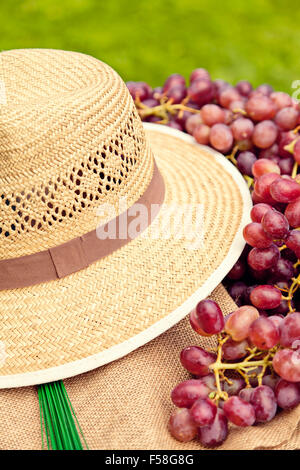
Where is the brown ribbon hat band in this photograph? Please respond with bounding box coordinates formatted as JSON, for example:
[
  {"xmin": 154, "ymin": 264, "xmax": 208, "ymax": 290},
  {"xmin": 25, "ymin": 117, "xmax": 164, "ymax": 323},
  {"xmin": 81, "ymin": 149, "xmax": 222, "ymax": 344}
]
[{"xmin": 0, "ymin": 161, "xmax": 165, "ymax": 291}]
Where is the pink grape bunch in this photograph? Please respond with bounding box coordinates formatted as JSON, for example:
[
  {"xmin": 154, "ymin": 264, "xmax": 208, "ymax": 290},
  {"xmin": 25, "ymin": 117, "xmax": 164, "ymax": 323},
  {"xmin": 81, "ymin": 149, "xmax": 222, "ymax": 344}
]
[{"xmin": 169, "ymin": 299, "xmax": 300, "ymax": 447}]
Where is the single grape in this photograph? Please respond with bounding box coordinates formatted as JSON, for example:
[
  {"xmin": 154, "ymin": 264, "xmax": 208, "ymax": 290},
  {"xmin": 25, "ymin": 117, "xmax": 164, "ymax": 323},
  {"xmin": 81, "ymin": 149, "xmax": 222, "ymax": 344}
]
[
  {"xmin": 239, "ymin": 388, "xmax": 253, "ymax": 402},
  {"xmin": 228, "ymin": 281, "xmax": 247, "ymax": 306},
  {"xmin": 190, "ymin": 68, "xmax": 211, "ymax": 83},
  {"xmin": 225, "ymin": 305, "xmax": 259, "ymax": 341},
  {"xmin": 259, "ymin": 143, "xmax": 279, "ymax": 159},
  {"xmin": 250, "ymin": 203, "xmax": 273, "ymax": 223},
  {"xmin": 219, "ymin": 87, "xmax": 241, "ymax": 108},
  {"xmin": 243, "ymin": 222, "xmax": 272, "ymax": 248},
  {"xmin": 198, "ymin": 373, "xmax": 217, "ymax": 390},
  {"xmin": 275, "ymin": 379, "xmax": 300, "ymax": 409},
  {"xmin": 236, "ymin": 151, "xmax": 257, "ymax": 176},
  {"xmin": 126, "ymin": 81, "xmax": 151, "ymax": 101},
  {"xmin": 190, "ymin": 397, "xmax": 217, "ymax": 427},
  {"xmin": 222, "ymin": 338, "xmax": 249, "ymax": 360},
  {"xmin": 256, "ymin": 84, "xmax": 273, "ymax": 96},
  {"xmin": 250, "ymin": 285, "xmax": 282, "ymax": 309},
  {"xmin": 270, "ymin": 91, "xmax": 293, "ymax": 110},
  {"xmin": 270, "ymin": 177, "xmax": 300, "ymax": 203},
  {"xmin": 185, "ymin": 114, "xmax": 203, "ymax": 135},
  {"xmin": 261, "ymin": 209, "xmax": 289, "ymax": 238},
  {"xmin": 231, "ymin": 118, "xmax": 255, "ymax": 141},
  {"xmin": 247, "ymin": 245, "xmax": 280, "ymax": 271},
  {"xmin": 285, "ymin": 198, "xmax": 300, "ymax": 227},
  {"xmin": 245, "ymin": 95, "xmax": 277, "ymax": 121},
  {"xmin": 250, "ymin": 385, "xmax": 277, "ymax": 422},
  {"xmin": 253, "ymin": 173, "xmax": 280, "ymax": 201},
  {"xmin": 275, "ymin": 107, "xmax": 299, "ymax": 131},
  {"xmin": 268, "ymin": 258, "xmax": 295, "ymax": 282},
  {"xmin": 286, "ymin": 230, "xmax": 300, "ymax": 258},
  {"xmin": 180, "ymin": 346, "xmax": 216, "ymax": 376},
  {"xmin": 193, "ymin": 124, "xmax": 210, "ymax": 145},
  {"xmin": 198, "ymin": 409, "xmax": 228, "ymax": 447},
  {"xmin": 163, "ymin": 74, "xmax": 186, "ymax": 93},
  {"xmin": 223, "ymin": 396, "xmax": 255, "ymax": 427},
  {"xmin": 222, "ymin": 377, "xmax": 245, "ymax": 396},
  {"xmin": 279, "ymin": 312, "xmax": 300, "ymax": 347},
  {"xmin": 188, "ymin": 79, "xmax": 215, "ymax": 107},
  {"xmin": 201, "ymin": 104, "xmax": 225, "ymax": 126},
  {"xmin": 273, "ymin": 348, "xmax": 300, "ymax": 382},
  {"xmin": 193, "ymin": 299, "xmax": 225, "ymax": 335},
  {"xmin": 166, "ymin": 85, "xmax": 187, "ymax": 104},
  {"xmin": 168, "ymin": 408, "xmax": 198, "ymax": 442},
  {"xmin": 227, "ymin": 259, "xmax": 246, "ymax": 280},
  {"xmin": 252, "ymin": 121, "xmax": 278, "ymax": 149},
  {"xmin": 278, "ymin": 157, "xmax": 294, "ymax": 175},
  {"xmin": 252, "ymin": 159, "xmax": 281, "ymax": 178},
  {"xmin": 262, "ymin": 374, "xmax": 280, "ymax": 391},
  {"xmin": 236, "ymin": 80, "xmax": 253, "ymax": 97},
  {"xmin": 248, "ymin": 316, "xmax": 280, "ymax": 350},
  {"xmin": 171, "ymin": 379, "xmax": 212, "ymax": 408},
  {"xmin": 209, "ymin": 123, "xmax": 233, "ymax": 153}
]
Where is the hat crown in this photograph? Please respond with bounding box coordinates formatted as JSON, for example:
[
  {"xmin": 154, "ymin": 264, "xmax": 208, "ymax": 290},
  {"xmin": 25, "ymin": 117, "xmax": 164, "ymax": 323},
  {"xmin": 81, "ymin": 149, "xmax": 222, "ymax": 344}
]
[{"xmin": 0, "ymin": 49, "xmax": 154, "ymax": 260}]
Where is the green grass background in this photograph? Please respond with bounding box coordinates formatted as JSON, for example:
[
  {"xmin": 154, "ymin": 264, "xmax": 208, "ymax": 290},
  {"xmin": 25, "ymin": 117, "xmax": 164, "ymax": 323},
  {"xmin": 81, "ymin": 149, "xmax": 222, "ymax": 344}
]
[{"xmin": 1, "ymin": 0, "xmax": 299, "ymax": 92}]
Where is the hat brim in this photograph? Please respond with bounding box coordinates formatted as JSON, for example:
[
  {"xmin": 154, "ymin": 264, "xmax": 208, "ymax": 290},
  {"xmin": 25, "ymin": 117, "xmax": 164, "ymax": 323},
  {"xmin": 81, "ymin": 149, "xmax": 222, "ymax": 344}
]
[{"xmin": 0, "ymin": 123, "xmax": 252, "ymax": 388}]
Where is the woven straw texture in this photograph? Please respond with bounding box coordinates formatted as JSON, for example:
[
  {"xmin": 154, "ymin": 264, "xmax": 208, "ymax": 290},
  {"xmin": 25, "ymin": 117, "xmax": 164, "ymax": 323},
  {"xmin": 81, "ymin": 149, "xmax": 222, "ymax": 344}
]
[
  {"xmin": 0, "ymin": 122, "xmax": 245, "ymax": 380},
  {"xmin": 0, "ymin": 285, "xmax": 298, "ymax": 450}
]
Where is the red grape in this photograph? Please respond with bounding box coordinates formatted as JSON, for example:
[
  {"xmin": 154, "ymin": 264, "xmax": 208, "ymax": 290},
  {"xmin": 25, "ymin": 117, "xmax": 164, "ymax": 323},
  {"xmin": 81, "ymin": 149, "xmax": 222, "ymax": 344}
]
[
  {"xmin": 250, "ymin": 385, "xmax": 277, "ymax": 422},
  {"xmin": 275, "ymin": 379, "xmax": 300, "ymax": 409},
  {"xmin": 268, "ymin": 258, "xmax": 295, "ymax": 282},
  {"xmin": 275, "ymin": 107, "xmax": 299, "ymax": 131},
  {"xmin": 193, "ymin": 299, "xmax": 225, "ymax": 335},
  {"xmin": 222, "ymin": 377, "xmax": 245, "ymax": 396},
  {"xmin": 193, "ymin": 124, "xmax": 210, "ymax": 145},
  {"xmin": 188, "ymin": 79, "xmax": 215, "ymax": 107},
  {"xmin": 252, "ymin": 121, "xmax": 278, "ymax": 149},
  {"xmin": 250, "ymin": 203, "xmax": 273, "ymax": 223},
  {"xmin": 236, "ymin": 80, "xmax": 253, "ymax": 97},
  {"xmin": 239, "ymin": 388, "xmax": 253, "ymax": 402},
  {"xmin": 231, "ymin": 118, "xmax": 254, "ymax": 140},
  {"xmin": 236, "ymin": 151, "xmax": 257, "ymax": 176},
  {"xmin": 190, "ymin": 68, "xmax": 210, "ymax": 82},
  {"xmin": 168, "ymin": 408, "xmax": 198, "ymax": 442},
  {"xmin": 222, "ymin": 338, "xmax": 249, "ymax": 360},
  {"xmin": 219, "ymin": 87, "xmax": 241, "ymax": 108},
  {"xmin": 286, "ymin": 230, "xmax": 300, "ymax": 258},
  {"xmin": 223, "ymin": 396, "xmax": 255, "ymax": 427},
  {"xmin": 259, "ymin": 143, "xmax": 279, "ymax": 159},
  {"xmin": 270, "ymin": 91, "xmax": 293, "ymax": 110},
  {"xmin": 261, "ymin": 209, "xmax": 289, "ymax": 238},
  {"xmin": 278, "ymin": 157, "xmax": 294, "ymax": 175},
  {"xmin": 273, "ymin": 348, "xmax": 300, "ymax": 382},
  {"xmin": 201, "ymin": 104, "xmax": 225, "ymax": 126},
  {"xmin": 190, "ymin": 397, "xmax": 217, "ymax": 427},
  {"xmin": 180, "ymin": 346, "xmax": 216, "ymax": 376},
  {"xmin": 254, "ymin": 173, "xmax": 280, "ymax": 201},
  {"xmin": 262, "ymin": 374, "xmax": 280, "ymax": 391},
  {"xmin": 270, "ymin": 177, "xmax": 300, "ymax": 203},
  {"xmin": 279, "ymin": 312, "xmax": 300, "ymax": 348},
  {"xmin": 166, "ymin": 85, "xmax": 187, "ymax": 104},
  {"xmin": 247, "ymin": 244, "xmax": 280, "ymax": 271},
  {"xmin": 248, "ymin": 316, "xmax": 280, "ymax": 350},
  {"xmin": 185, "ymin": 113, "xmax": 203, "ymax": 134},
  {"xmin": 209, "ymin": 123, "xmax": 233, "ymax": 153},
  {"xmin": 256, "ymin": 84, "xmax": 273, "ymax": 96},
  {"xmin": 285, "ymin": 198, "xmax": 300, "ymax": 227},
  {"xmin": 227, "ymin": 259, "xmax": 246, "ymax": 280},
  {"xmin": 163, "ymin": 74, "xmax": 185, "ymax": 93},
  {"xmin": 126, "ymin": 81, "xmax": 151, "ymax": 101},
  {"xmin": 250, "ymin": 285, "xmax": 282, "ymax": 309},
  {"xmin": 252, "ymin": 159, "xmax": 281, "ymax": 178},
  {"xmin": 198, "ymin": 409, "xmax": 228, "ymax": 447},
  {"xmin": 225, "ymin": 305, "xmax": 259, "ymax": 341},
  {"xmin": 243, "ymin": 222, "xmax": 272, "ymax": 248},
  {"xmin": 228, "ymin": 281, "xmax": 247, "ymax": 306},
  {"xmin": 245, "ymin": 95, "xmax": 277, "ymax": 121},
  {"xmin": 171, "ymin": 379, "xmax": 211, "ymax": 408}
]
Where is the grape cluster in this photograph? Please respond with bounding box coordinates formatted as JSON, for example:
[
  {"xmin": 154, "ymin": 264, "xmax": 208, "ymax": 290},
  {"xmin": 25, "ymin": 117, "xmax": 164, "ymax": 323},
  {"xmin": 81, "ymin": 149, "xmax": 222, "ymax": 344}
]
[
  {"xmin": 127, "ymin": 71, "xmax": 300, "ymax": 446},
  {"xmin": 169, "ymin": 300, "xmax": 300, "ymax": 447}
]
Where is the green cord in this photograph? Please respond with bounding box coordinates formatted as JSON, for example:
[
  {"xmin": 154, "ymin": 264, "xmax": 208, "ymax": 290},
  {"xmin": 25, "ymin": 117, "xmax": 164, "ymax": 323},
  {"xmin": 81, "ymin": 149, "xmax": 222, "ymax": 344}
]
[{"xmin": 38, "ymin": 380, "xmax": 88, "ymax": 450}]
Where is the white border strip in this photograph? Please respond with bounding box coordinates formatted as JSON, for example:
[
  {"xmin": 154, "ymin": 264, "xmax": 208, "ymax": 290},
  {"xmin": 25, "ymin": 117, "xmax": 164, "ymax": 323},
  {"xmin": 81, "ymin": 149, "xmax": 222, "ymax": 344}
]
[{"xmin": 0, "ymin": 123, "xmax": 252, "ymax": 388}]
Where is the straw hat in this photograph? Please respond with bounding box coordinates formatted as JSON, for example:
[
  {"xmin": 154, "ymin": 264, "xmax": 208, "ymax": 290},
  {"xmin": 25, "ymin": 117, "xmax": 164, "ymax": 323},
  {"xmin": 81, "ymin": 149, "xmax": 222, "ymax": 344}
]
[{"xmin": 0, "ymin": 49, "xmax": 251, "ymax": 388}]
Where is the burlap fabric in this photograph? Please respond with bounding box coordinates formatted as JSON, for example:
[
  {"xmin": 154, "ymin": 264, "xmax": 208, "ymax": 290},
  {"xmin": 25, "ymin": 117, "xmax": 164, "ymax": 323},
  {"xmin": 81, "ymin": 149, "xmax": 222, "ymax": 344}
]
[{"xmin": 0, "ymin": 285, "xmax": 298, "ymax": 450}]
